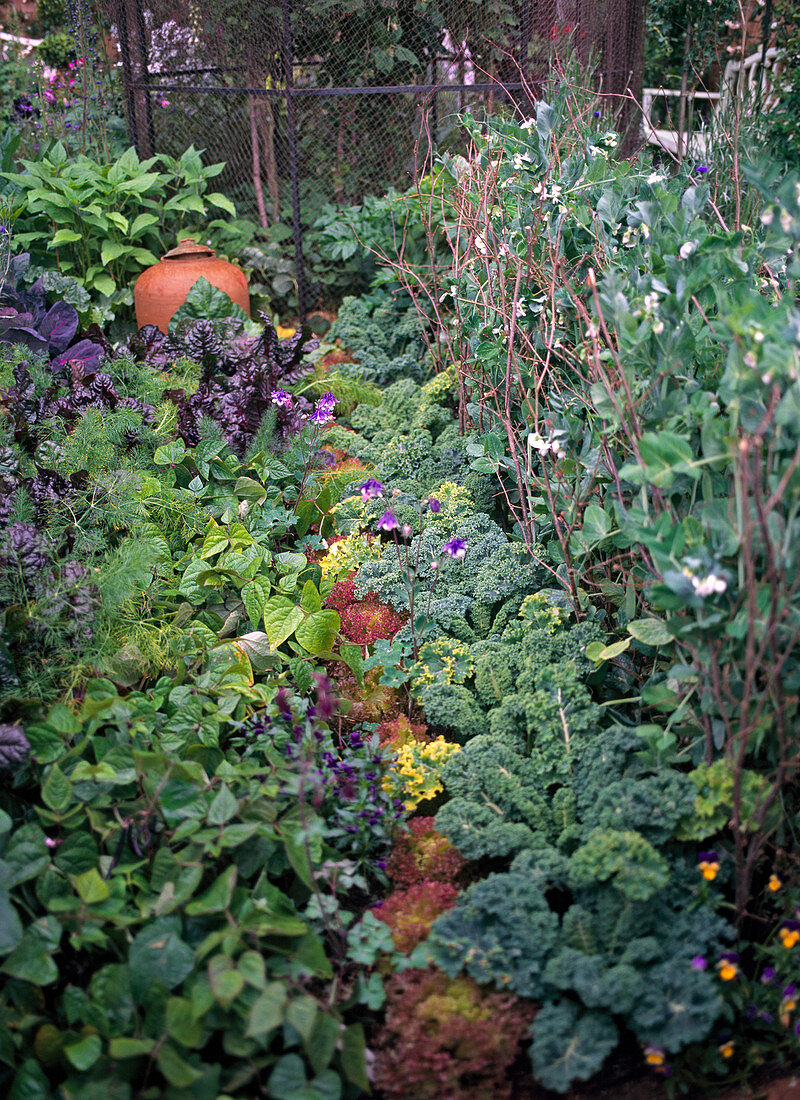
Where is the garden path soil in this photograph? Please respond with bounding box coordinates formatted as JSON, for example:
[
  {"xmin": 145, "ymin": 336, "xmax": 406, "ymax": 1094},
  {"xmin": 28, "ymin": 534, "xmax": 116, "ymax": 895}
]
[{"xmin": 561, "ymin": 1070, "xmax": 800, "ymax": 1099}]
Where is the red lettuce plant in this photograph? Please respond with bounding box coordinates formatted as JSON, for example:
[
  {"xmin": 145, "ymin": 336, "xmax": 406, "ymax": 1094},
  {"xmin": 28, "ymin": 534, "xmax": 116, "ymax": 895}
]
[
  {"xmin": 325, "ymin": 572, "xmax": 406, "ymax": 646},
  {"xmin": 377, "ymin": 714, "xmax": 432, "ymax": 748},
  {"xmin": 374, "ymin": 968, "xmax": 536, "ymax": 1100},
  {"xmin": 373, "ymin": 880, "xmax": 460, "ymax": 953},
  {"xmin": 385, "ymin": 815, "xmax": 466, "ymax": 888}
]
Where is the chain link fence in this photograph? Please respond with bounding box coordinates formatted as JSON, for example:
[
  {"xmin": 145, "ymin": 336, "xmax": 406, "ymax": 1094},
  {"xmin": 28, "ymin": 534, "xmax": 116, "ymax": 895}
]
[{"xmin": 104, "ymin": 0, "xmax": 647, "ymax": 315}]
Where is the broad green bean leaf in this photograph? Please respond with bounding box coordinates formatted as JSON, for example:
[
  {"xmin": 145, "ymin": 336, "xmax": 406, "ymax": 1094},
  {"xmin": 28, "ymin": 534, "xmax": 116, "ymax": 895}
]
[
  {"xmin": 339, "ymin": 644, "xmax": 364, "ymax": 686},
  {"xmin": 300, "ymin": 580, "xmax": 322, "ymax": 613},
  {"xmin": 156, "ymin": 1041, "xmax": 203, "ymax": 1087},
  {"xmin": 234, "ymin": 476, "xmax": 268, "ymax": 504},
  {"xmin": 627, "ymin": 618, "xmax": 673, "ymax": 646},
  {"xmin": 276, "ymin": 551, "xmax": 307, "ymax": 573},
  {"xmin": 340, "ymin": 1023, "xmax": 368, "ymax": 1090},
  {"xmin": 24, "ymin": 724, "xmax": 64, "ymax": 764},
  {"xmin": 262, "ymin": 596, "xmax": 304, "ymax": 647},
  {"xmin": 63, "ymin": 1033, "xmax": 102, "ymax": 1071},
  {"xmin": 246, "ymin": 983, "xmax": 288, "ymax": 1037},
  {"xmin": 71, "ymin": 868, "xmax": 110, "ymax": 905},
  {"xmin": 200, "ymin": 525, "xmax": 231, "ymax": 559},
  {"xmin": 295, "ymin": 610, "xmax": 340, "ymax": 656},
  {"xmin": 153, "ymin": 440, "xmax": 187, "ymax": 466},
  {"xmin": 129, "ymin": 918, "xmax": 194, "ymax": 1000},
  {"xmin": 2, "ymin": 824, "xmax": 47, "ymax": 887},
  {"xmin": 308, "ymin": 1012, "xmax": 340, "ymax": 1074},
  {"xmin": 208, "ymin": 955, "xmax": 245, "ymax": 1006},
  {"xmin": 41, "ymin": 764, "xmax": 72, "ymax": 813},
  {"xmin": 109, "ymin": 1037, "xmax": 156, "ymax": 1058},
  {"xmin": 585, "ymin": 638, "xmax": 631, "ymax": 665},
  {"xmin": 207, "ymin": 785, "xmax": 238, "ymax": 826},
  {"xmin": 238, "ymin": 951, "xmax": 266, "ymax": 989},
  {"xmin": 286, "ymin": 994, "xmax": 318, "ymax": 1043},
  {"xmin": 243, "ymin": 577, "xmax": 271, "ymax": 630},
  {"xmin": 186, "ymin": 867, "xmax": 237, "ymax": 916},
  {"xmin": 2, "ymin": 932, "xmax": 58, "ymax": 985},
  {"xmin": 289, "ymin": 658, "xmax": 313, "ymax": 695},
  {"xmin": 0, "ymin": 891, "xmax": 23, "ymax": 956}
]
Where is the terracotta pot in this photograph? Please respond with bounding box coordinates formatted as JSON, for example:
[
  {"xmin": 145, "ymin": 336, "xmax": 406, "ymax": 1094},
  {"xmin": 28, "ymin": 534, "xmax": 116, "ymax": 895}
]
[{"xmin": 133, "ymin": 237, "xmax": 250, "ymax": 333}]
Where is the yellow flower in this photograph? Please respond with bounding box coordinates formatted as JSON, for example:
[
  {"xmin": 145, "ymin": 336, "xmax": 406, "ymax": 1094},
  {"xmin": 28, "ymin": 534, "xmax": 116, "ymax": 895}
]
[
  {"xmin": 779, "ymin": 926, "xmax": 800, "ymax": 949},
  {"xmin": 719, "ymin": 1041, "xmax": 734, "ymax": 1059},
  {"xmin": 644, "ymin": 1046, "xmax": 665, "ymax": 1067},
  {"xmin": 698, "ymin": 859, "xmax": 720, "ymax": 882},
  {"xmin": 717, "ymin": 956, "xmax": 739, "ymax": 981},
  {"xmin": 383, "ymin": 737, "xmax": 460, "ymax": 812},
  {"xmin": 769, "ymin": 874, "xmax": 782, "ymax": 892}
]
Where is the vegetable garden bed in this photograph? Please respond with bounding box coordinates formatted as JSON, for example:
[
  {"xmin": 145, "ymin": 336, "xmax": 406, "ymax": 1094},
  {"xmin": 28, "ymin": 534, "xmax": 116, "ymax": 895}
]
[{"xmin": 2, "ymin": 66, "xmax": 800, "ymax": 1100}]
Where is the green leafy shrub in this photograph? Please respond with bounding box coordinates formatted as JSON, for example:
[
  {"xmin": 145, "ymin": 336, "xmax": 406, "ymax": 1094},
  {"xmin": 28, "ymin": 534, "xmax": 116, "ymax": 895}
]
[
  {"xmin": 0, "ymin": 680, "xmax": 384, "ymax": 1096},
  {"xmin": 36, "ymin": 31, "xmax": 75, "ymax": 69},
  {"xmin": 3, "ymin": 144, "xmax": 238, "ymax": 312}
]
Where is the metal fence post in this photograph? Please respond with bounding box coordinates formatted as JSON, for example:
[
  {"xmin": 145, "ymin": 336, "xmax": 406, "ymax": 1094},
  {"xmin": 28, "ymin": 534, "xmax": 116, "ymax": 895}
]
[{"xmin": 281, "ymin": 0, "xmax": 307, "ymax": 323}]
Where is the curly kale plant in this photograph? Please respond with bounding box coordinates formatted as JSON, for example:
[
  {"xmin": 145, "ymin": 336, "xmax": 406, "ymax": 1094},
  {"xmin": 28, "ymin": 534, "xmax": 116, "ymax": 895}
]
[
  {"xmin": 355, "ymin": 510, "xmax": 544, "ymax": 645},
  {"xmin": 427, "ymin": 714, "xmax": 735, "ymax": 1093},
  {"xmin": 328, "ymin": 292, "xmax": 429, "ymax": 386}
]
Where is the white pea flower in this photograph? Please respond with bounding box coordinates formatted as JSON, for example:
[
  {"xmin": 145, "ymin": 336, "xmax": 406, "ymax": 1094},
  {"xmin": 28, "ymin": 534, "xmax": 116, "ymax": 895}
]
[
  {"xmin": 647, "ymin": 172, "xmax": 666, "ymax": 184},
  {"xmin": 643, "ymin": 292, "xmax": 660, "ymax": 313},
  {"xmin": 679, "ymin": 241, "xmax": 697, "ymax": 260},
  {"xmin": 691, "ymin": 573, "xmax": 727, "ymax": 598},
  {"xmin": 761, "ymin": 208, "xmax": 774, "ymax": 225},
  {"xmin": 653, "ymin": 320, "xmax": 665, "ymax": 335},
  {"xmin": 528, "ymin": 432, "xmax": 551, "ymax": 455}
]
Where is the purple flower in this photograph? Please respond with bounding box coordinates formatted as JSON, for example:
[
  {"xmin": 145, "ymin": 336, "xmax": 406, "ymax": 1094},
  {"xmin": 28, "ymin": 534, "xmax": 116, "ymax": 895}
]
[
  {"xmin": 761, "ymin": 966, "xmax": 776, "ymax": 984},
  {"xmin": 309, "ymin": 392, "xmax": 337, "ymax": 425},
  {"xmin": 377, "ymin": 510, "xmax": 399, "ymax": 532},
  {"xmin": 427, "ymin": 497, "xmax": 441, "ymax": 513},
  {"xmin": 593, "ymin": 110, "xmax": 601, "ymax": 117},
  {"xmin": 691, "ymin": 955, "xmax": 707, "ymax": 970},
  {"xmin": 271, "ymin": 389, "xmax": 293, "ymax": 408},
  {"xmin": 443, "ymin": 537, "xmax": 468, "ymax": 559},
  {"xmin": 695, "ymin": 165, "xmax": 709, "ymax": 175},
  {"xmin": 358, "ymin": 478, "xmax": 384, "ymax": 501},
  {"xmin": 794, "ymin": 1020, "xmax": 800, "ymax": 1038}
]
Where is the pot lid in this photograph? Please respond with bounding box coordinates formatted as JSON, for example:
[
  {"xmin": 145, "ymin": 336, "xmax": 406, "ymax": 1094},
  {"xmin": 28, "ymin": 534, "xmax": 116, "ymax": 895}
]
[{"xmin": 163, "ymin": 237, "xmax": 216, "ymax": 261}]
